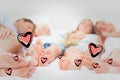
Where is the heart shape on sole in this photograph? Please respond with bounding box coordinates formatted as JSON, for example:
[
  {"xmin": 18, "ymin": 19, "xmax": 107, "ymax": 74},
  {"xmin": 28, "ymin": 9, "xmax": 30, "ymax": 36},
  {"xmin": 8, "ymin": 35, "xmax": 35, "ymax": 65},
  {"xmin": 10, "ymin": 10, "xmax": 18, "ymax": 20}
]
[
  {"xmin": 5, "ymin": 68, "xmax": 12, "ymax": 76},
  {"xmin": 41, "ymin": 57, "xmax": 48, "ymax": 64},
  {"xmin": 74, "ymin": 59, "xmax": 82, "ymax": 67}
]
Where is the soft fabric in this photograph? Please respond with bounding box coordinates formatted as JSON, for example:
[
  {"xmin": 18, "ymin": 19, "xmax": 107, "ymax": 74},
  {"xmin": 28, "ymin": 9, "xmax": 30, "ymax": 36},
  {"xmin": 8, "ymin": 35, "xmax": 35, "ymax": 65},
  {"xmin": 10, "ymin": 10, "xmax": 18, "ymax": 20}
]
[{"xmin": 102, "ymin": 37, "xmax": 120, "ymax": 58}]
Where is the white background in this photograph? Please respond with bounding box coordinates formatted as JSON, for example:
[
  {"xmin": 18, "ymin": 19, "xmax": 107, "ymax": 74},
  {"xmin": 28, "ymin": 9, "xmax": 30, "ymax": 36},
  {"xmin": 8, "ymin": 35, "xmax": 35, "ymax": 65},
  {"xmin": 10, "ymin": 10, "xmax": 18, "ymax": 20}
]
[{"xmin": 0, "ymin": 0, "xmax": 120, "ymax": 31}]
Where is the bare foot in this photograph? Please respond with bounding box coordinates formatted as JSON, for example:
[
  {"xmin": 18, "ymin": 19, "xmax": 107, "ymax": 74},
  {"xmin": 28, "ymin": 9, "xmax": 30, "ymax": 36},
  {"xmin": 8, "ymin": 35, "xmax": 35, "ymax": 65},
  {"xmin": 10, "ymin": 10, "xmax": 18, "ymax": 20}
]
[
  {"xmin": 0, "ymin": 53, "xmax": 29, "ymax": 69},
  {"xmin": 81, "ymin": 54, "xmax": 93, "ymax": 66},
  {"xmin": 34, "ymin": 39, "xmax": 44, "ymax": 55},
  {"xmin": 95, "ymin": 63, "xmax": 109, "ymax": 74},
  {"xmin": 102, "ymin": 57, "xmax": 120, "ymax": 67},
  {"xmin": 58, "ymin": 56, "xmax": 82, "ymax": 70},
  {"xmin": 38, "ymin": 49, "xmax": 52, "ymax": 66},
  {"xmin": 80, "ymin": 54, "xmax": 96, "ymax": 70},
  {"xmin": 95, "ymin": 63, "xmax": 120, "ymax": 74},
  {"xmin": 0, "ymin": 60, "xmax": 36, "ymax": 78},
  {"xmin": 33, "ymin": 39, "xmax": 44, "ymax": 65}
]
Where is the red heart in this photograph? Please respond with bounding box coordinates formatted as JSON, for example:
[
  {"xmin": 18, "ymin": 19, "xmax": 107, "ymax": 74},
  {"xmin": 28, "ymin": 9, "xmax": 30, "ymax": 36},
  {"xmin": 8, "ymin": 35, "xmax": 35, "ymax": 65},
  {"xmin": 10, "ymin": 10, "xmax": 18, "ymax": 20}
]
[
  {"xmin": 107, "ymin": 58, "xmax": 113, "ymax": 65},
  {"xmin": 58, "ymin": 55, "xmax": 63, "ymax": 59},
  {"xmin": 88, "ymin": 43, "xmax": 103, "ymax": 58},
  {"xmin": 13, "ymin": 55, "xmax": 19, "ymax": 61},
  {"xmin": 74, "ymin": 59, "xmax": 82, "ymax": 67},
  {"xmin": 91, "ymin": 46, "xmax": 101, "ymax": 55},
  {"xmin": 5, "ymin": 68, "xmax": 12, "ymax": 76},
  {"xmin": 93, "ymin": 63, "xmax": 99, "ymax": 68},
  {"xmin": 41, "ymin": 57, "xmax": 47, "ymax": 64},
  {"xmin": 17, "ymin": 32, "xmax": 33, "ymax": 48},
  {"xmin": 20, "ymin": 35, "xmax": 30, "ymax": 45}
]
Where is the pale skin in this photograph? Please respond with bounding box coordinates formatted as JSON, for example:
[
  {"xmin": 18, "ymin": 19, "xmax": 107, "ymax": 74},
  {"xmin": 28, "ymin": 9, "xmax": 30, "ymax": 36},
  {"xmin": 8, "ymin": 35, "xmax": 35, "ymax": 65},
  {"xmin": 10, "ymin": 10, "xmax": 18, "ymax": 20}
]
[
  {"xmin": 26, "ymin": 25, "xmax": 62, "ymax": 66},
  {"xmin": 14, "ymin": 18, "xmax": 35, "ymax": 34},
  {"xmin": 0, "ymin": 38, "xmax": 43, "ymax": 78},
  {"xmin": 0, "ymin": 19, "xmax": 38, "ymax": 78},
  {"xmin": 0, "ymin": 23, "xmax": 14, "ymax": 40},
  {"xmin": 94, "ymin": 21, "xmax": 120, "ymax": 73},
  {"xmin": 38, "ymin": 44, "xmax": 62, "ymax": 66},
  {"xmin": 95, "ymin": 62, "xmax": 120, "ymax": 74},
  {"xmin": 35, "ymin": 24, "xmax": 51, "ymax": 37},
  {"xmin": 102, "ymin": 48, "xmax": 120, "ymax": 67},
  {"xmin": 35, "ymin": 19, "xmax": 95, "ymax": 67},
  {"xmin": 94, "ymin": 48, "xmax": 120, "ymax": 74},
  {"xmin": 0, "ymin": 18, "xmax": 35, "ymax": 40},
  {"xmin": 58, "ymin": 47, "xmax": 93, "ymax": 70},
  {"xmin": 61, "ymin": 19, "xmax": 104, "ymax": 70},
  {"xmin": 26, "ymin": 37, "xmax": 62, "ymax": 66}
]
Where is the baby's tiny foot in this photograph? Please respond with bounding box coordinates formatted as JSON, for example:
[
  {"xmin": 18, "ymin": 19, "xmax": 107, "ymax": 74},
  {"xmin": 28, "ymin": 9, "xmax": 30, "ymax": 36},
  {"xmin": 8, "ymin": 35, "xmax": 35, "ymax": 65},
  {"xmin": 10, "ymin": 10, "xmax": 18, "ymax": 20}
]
[
  {"xmin": 95, "ymin": 63, "xmax": 109, "ymax": 74},
  {"xmin": 34, "ymin": 39, "xmax": 44, "ymax": 55},
  {"xmin": 102, "ymin": 57, "xmax": 111, "ymax": 63},
  {"xmin": 82, "ymin": 54, "xmax": 93, "ymax": 66},
  {"xmin": 22, "ymin": 66, "xmax": 36, "ymax": 78}
]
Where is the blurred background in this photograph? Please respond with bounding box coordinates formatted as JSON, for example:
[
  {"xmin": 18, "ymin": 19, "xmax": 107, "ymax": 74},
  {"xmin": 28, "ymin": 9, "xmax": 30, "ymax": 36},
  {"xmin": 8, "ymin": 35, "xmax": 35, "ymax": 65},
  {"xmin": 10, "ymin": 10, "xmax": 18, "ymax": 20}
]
[{"xmin": 0, "ymin": 0, "xmax": 120, "ymax": 31}]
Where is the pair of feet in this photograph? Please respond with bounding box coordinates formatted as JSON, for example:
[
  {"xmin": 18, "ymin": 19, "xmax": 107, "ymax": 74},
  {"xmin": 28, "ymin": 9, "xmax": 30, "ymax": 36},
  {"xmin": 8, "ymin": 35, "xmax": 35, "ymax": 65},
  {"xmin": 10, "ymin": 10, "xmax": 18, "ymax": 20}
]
[
  {"xmin": 95, "ymin": 57, "xmax": 120, "ymax": 74},
  {"xmin": 0, "ymin": 53, "xmax": 37, "ymax": 78},
  {"xmin": 58, "ymin": 54, "xmax": 93, "ymax": 70},
  {"xmin": 34, "ymin": 39, "xmax": 56, "ymax": 66}
]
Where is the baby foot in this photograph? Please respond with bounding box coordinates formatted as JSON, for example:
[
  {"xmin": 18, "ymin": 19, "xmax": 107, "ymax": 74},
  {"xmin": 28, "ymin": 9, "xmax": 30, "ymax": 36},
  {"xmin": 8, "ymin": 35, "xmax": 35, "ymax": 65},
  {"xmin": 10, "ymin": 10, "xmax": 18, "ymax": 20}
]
[
  {"xmin": 0, "ymin": 60, "xmax": 36, "ymax": 78},
  {"xmin": 102, "ymin": 57, "xmax": 112, "ymax": 64},
  {"xmin": 0, "ymin": 53, "xmax": 29, "ymax": 68},
  {"xmin": 38, "ymin": 49, "xmax": 52, "ymax": 66},
  {"xmin": 59, "ymin": 56, "xmax": 82, "ymax": 70},
  {"xmin": 103, "ymin": 57, "xmax": 120, "ymax": 67},
  {"xmin": 81, "ymin": 54, "xmax": 93, "ymax": 66},
  {"xmin": 34, "ymin": 39, "xmax": 44, "ymax": 55},
  {"xmin": 33, "ymin": 39, "xmax": 44, "ymax": 64},
  {"xmin": 95, "ymin": 63, "xmax": 109, "ymax": 74},
  {"xmin": 58, "ymin": 56, "xmax": 72, "ymax": 70},
  {"xmin": 21, "ymin": 65, "xmax": 36, "ymax": 78}
]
